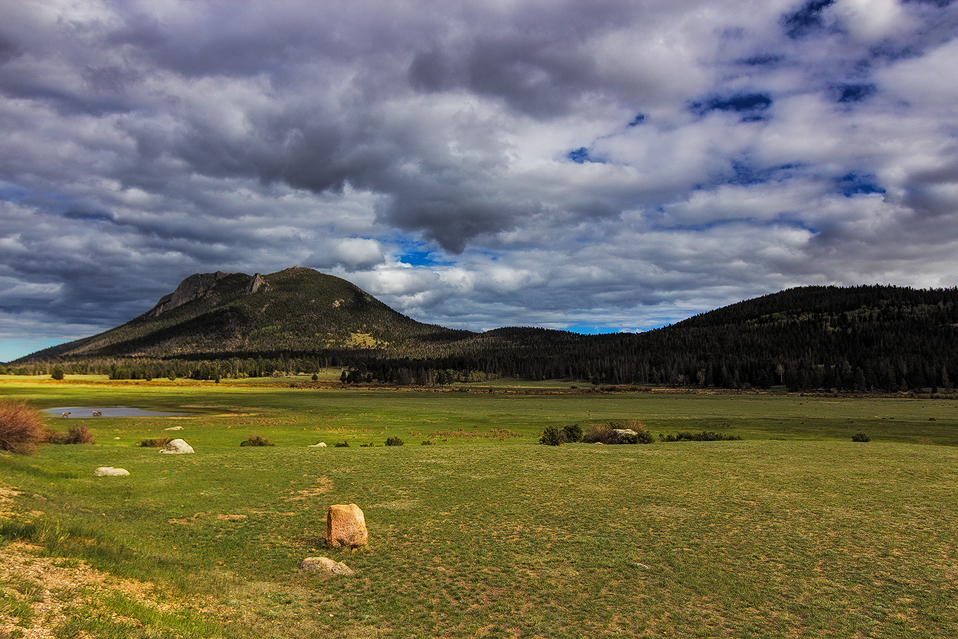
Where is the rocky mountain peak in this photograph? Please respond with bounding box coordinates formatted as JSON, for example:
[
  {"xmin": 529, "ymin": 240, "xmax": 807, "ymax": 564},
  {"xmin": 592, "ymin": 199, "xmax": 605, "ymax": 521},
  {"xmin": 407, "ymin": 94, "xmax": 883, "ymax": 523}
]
[{"xmin": 148, "ymin": 271, "xmax": 231, "ymax": 318}]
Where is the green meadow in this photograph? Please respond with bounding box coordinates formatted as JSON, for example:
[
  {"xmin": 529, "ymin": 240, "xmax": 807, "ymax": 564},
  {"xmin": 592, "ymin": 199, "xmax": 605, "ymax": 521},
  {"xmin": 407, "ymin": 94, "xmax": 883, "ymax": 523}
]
[{"xmin": 2, "ymin": 377, "xmax": 957, "ymax": 637}]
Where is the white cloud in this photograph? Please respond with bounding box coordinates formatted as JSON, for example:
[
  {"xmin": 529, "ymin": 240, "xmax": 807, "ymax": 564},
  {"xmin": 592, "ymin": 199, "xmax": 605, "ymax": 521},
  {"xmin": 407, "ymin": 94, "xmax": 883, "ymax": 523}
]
[{"xmin": 1, "ymin": 0, "xmax": 957, "ymax": 360}]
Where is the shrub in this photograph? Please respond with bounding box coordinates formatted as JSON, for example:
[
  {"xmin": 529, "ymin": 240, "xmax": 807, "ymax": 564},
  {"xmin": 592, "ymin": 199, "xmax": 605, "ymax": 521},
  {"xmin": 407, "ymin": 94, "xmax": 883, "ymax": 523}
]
[
  {"xmin": 421, "ymin": 439, "xmax": 433, "ymax": 445},
  {"xmin": 0, "ymin": 399, "xmax": 49, "ymax": 455},
  {"xmin": 583, "ymin": 424, "xmax": 614, "ymax": 444},
  {"xmin": 852, "ymin": 432, "xmax": 871, "ymax": 442},
  {"xmin": 334, "ymin": 441, "xmax": 350, "ymax": 448},
  {"xmin": 241, "ymin": 435, "xmax": 275, "ymax": 447},
  {"xmin": 60, "ymin": 425, "xmax": 95, "ymax": 445},
  {"xmin": 139, "ymin": 437, "xmax": 172, "ymax": 448},
  {"xmin": 583, "ymin": 421, "xmax": 654, "ymax": 445},
  {"xmin": 562, "ymin": 424, "xmax": 583, "ymax": 443},
  {"xmin": 539, "ymin": 426, "xmax": 565, "ymax": 446},
  {"xmin": 51, "ymin": 366, "xmax": 65, "ymax": 381},
  {"xmin": 385, "ymin": 436, "xmax": 404, "ymax": 446},
  {"xmin": 619, "ymin": 419, "xmax": 654, "ymax": 444},
  {"xmin": 660, "ymin": 431, "xmax": 743, "ymax": 442}
]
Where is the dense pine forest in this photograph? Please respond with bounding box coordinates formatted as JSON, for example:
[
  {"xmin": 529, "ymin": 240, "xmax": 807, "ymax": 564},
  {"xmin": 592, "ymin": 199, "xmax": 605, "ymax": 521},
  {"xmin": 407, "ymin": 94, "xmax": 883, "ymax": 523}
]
[{"xmin": 6, "ymin": 269, "xmax": 958, "ymax": 393}]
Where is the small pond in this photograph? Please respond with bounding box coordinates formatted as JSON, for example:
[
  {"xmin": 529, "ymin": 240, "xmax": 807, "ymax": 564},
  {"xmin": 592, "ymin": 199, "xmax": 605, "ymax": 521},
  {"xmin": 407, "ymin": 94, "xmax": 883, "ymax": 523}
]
[{"xmin": 45, "ymin": 407, "xmax": 191, "ymax": 418}]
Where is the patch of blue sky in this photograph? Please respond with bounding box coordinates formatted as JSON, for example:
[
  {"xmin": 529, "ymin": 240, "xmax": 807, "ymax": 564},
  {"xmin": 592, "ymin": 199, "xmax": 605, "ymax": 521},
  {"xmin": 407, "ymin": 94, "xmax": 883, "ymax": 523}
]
[
  {"xmin": 837, "ymin": 172, "xmax": 885, "ymax": 197},
  {"xmin": 63, "ymin": 208, "xmax": 114, "ymax": 222},
  {"xmin": 567, "ymin": 147, "xmax": 590, "ymax": 164},
  {"xmin": 781, "ymin": 0, "xmax": 835, "ymax": 39},
  {"xmin": 0, "ymin": 184, "xmax": 32, "ymax": 202},
  {"xmin": 740, "ymin": 53, "xmax": 784, "ymax": 67},
  {"xmin": 565, "ymin": 325, "xmax": 627, "ymax": 335},
  {"xmin": 0, "ymin": 338, "xmax": 63, "ymax": 364},
  {"xmin": 836, "ymin": 83, "xmax": 876, "ymax": 103},
  {"xmin": 689, "ymin": 93, "xmax": 772, "ymax": 122},
  {"xmin": 394, "ymin": 238, "xmax": 454, "ymax": 267},
  {"xmin": 729, "ymin": 161, "xmax": 805, "ymax": 186}
]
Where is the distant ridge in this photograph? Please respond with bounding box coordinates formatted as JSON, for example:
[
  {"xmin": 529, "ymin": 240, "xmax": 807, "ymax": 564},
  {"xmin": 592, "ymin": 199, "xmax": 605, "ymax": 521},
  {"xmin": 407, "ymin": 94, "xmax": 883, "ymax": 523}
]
[{"xmin": 12, "ymin": 275, "xmax": 958, "ymax": 393}]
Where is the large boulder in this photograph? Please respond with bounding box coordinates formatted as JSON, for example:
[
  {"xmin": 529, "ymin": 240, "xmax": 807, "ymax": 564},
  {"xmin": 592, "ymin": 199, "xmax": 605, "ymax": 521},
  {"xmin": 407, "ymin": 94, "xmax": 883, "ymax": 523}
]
[
  {"xmin": 325, "ymin": 504, "xmax": 367, "ymax": 548},
  {"xmin": 93, "ymin": 467, "xmax": 130, "ymax": 477},
  {"xmin": 299, "ymin": 557, "xmax": 354, "ymax": 576},
  {"xmin": 159, "ymin": 438, "xmax": 194, "ymax": 454}
]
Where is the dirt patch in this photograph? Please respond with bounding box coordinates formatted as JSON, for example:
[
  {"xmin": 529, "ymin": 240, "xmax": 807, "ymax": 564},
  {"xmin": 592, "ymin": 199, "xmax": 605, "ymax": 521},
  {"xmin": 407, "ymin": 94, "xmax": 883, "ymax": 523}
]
[
  {"xmin": 216, "ymin": 514, "xmax": 248, "ymax": 521},
  {"xmin": 286, "ymin": 476, "xmax": 334, "ymax": 501},
  {"xmin": 0, "ymin": 542, "xmax": 175, "ymax": 637}
]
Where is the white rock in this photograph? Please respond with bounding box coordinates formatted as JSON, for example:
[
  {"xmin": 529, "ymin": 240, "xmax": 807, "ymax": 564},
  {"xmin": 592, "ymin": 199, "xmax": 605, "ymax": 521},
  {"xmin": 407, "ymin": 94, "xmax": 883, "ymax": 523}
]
[
  {"xmin": 308, "ymin": 442, "xmax": 327, "ymax": 448},
  {"xmin": 94, "ymin": 467, "xmax": 130, "ymax": 477},
  {"xmin": 164, "ymin": 426, "xmax": 184, "ymax": 431},
  {"xmin": 159, "ymin": 438, "xmax": 194, "ymax": 454}
]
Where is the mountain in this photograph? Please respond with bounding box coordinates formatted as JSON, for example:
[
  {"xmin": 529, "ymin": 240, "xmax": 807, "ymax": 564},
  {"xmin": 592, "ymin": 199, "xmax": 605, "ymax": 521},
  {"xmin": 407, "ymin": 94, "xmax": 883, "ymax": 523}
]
[
  {"xmin": 28, "ymin": 267, "xmax": 465, "ymax": 360},
  {"xmin": 12, "ymin": 273, "xmax": 958, "ymax": 392}
]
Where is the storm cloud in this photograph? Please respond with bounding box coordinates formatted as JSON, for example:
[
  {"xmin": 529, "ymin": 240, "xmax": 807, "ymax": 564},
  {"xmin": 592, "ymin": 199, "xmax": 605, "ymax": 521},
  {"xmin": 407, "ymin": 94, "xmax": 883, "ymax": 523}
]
[{"xmin": 2, "ymin": 0, "xmax": 957, "ymax": 360}]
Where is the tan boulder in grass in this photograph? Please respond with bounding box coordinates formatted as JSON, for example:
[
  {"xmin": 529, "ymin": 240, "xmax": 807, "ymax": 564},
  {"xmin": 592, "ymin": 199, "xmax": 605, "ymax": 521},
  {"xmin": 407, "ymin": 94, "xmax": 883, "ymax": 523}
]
[
  {"xmin": 325, "ymin": 504, "xmax": 368, "ymax": 548},
  {"xmin": 299, "ymin": 556, "xmax": 354, "ymax": 576}
]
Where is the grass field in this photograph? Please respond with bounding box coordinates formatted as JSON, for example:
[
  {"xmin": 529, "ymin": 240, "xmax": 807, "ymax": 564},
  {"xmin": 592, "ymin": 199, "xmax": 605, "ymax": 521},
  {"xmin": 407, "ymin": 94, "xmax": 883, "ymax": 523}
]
[{"xmin": 2, "ymin": 377, "xmax": 957, "ymax": 637}]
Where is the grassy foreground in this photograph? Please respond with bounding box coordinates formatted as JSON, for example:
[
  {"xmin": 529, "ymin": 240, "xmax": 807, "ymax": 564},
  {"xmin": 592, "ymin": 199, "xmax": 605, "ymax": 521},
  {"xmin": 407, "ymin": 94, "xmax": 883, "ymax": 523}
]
[{"xmin": 1, "ymin": 378, "xmax": 957, "ymax": 637}]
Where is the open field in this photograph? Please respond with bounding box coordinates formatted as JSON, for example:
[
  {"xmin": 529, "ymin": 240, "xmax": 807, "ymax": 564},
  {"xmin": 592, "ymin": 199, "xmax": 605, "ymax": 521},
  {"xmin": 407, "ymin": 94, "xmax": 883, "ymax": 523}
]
[{"xmin": 2, "ymin": 377, "xmax": 958, "ymax": 637}]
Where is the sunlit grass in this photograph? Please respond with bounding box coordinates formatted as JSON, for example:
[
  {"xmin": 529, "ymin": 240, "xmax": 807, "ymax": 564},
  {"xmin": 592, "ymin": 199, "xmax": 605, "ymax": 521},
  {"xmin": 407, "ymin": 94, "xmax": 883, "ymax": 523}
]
[{"xmin": 2, "ymin": 377, "xmax": 958, "ymax": 636}]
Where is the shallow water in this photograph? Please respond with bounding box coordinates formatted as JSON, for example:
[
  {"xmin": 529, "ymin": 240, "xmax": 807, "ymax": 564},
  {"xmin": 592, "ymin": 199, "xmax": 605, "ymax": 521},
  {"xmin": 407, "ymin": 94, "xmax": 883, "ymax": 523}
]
[{"xmin": 45, "ymin": 407, "xmax": 190, "ymax": 418}]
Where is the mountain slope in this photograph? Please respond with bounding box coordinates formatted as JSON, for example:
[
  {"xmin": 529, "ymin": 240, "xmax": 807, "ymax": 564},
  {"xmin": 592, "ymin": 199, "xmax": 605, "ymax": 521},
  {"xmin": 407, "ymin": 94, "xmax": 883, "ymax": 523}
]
[
  {"xmin": 30, "ymin": 267, "xmax": 465, "ymax": 360},
  {"xmin": 15, "ymin": 276, "xmax": 958, "ymax": 392}
]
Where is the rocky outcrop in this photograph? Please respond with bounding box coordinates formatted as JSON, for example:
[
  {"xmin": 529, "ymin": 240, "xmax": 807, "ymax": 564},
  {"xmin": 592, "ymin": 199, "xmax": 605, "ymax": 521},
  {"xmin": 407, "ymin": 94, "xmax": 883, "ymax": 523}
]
[
  {"xmin": 159, "ymin": 439, "xmax": 194, "ymax": 454},
  {"xmin": 148, "ymin": 272, "xmax": 230, "ymax": 317},
  {"xmin": 245, "ymin": 272, "xmax": 268, "ymax": 294},
  {"xmin": 326, "ymin": 504, "xmax": 368, "ymax": 548}
]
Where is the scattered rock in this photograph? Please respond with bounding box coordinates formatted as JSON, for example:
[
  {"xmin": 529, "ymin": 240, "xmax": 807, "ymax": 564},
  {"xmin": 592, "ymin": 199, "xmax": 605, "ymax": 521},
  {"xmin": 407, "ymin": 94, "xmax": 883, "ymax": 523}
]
[
  {"xmin": 159, "ymin": 438, "xmax": 194, "ymax": 454},
  {"xmin": 613, "ymin": 428, "xmax": 638, "ymax": 437},
  {"xmin": 326, "ymin": 504, "xmax": 368, "ymax": 548},
  {"xmin": 164, "ymin": 426, "xmax": 184, "ymax": 431},
  {"xmin": 308, "ymin": 442, "xmax": 327, "ymax": 448},
  {"xmin": 94, "ymin": 467, "xmax": 130, "ymax": 477},
  {"xmin": 300, "ymin": 557, "xmax": 354, "ymax": 576}
]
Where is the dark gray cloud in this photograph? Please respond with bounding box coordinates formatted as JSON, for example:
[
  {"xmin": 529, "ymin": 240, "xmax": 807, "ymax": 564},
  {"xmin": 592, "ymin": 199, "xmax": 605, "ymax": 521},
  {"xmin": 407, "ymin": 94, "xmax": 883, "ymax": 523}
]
[{"xmin": 2, "ymin": 0, "xmax": 958, "ymax": 360}]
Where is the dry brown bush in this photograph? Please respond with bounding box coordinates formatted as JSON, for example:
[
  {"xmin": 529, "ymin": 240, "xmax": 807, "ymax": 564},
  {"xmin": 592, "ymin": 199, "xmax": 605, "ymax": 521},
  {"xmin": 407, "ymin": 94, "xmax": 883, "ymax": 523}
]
[
  {"xmin": 583, "ymin": 424, "xmax": 613, "ymax": 444},
  {"xmin": 62, "ymin": 425, "xmax": 96, "ymax": 445},
  {"xmin": 0, "ymin": 399, "xmax": 50, "ymax": 455}
]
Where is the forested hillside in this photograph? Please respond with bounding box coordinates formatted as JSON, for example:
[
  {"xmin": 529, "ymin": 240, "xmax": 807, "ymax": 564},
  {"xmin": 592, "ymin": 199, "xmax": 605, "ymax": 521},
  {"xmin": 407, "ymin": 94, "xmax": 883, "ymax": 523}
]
[{"xmin": 8, "ymin": 275, "xmax": 958, "ymax": 393}]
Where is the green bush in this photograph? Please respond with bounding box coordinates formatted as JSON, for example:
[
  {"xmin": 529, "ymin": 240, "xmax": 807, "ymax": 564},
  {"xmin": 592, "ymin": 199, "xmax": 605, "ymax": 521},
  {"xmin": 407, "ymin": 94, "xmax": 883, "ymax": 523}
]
[
  {"xmin": 562, "ymin": 424, "xmax": 583, "ymax": 443},
  {"xmin": 539, "ymin": 426, "xmax": 565, "ymax": 446},
  {"xmin": 385, "ymin": 436, "xmax": 404, "ymax": 446},
  {"xmin": 241, "ymin": 435, "xmax": 275, "ymax": 447},
  {"xmin": 0, "ymin": 399, "xmax": 49, "ymax": 455},
  {"xmin": 334, "ymin": 441, "xmax": 350, "ymax": 448},
  {"xmin": 852, "ymin": 432, "xmax": 871, "ymax": 442}
]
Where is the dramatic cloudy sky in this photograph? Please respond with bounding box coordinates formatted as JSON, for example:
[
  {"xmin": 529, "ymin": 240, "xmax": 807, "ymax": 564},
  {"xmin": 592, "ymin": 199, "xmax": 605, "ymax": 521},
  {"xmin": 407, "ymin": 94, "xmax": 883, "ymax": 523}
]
[{"xmin": 2, "ymin": 0, "xmax": 957, "ymax": 361}]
